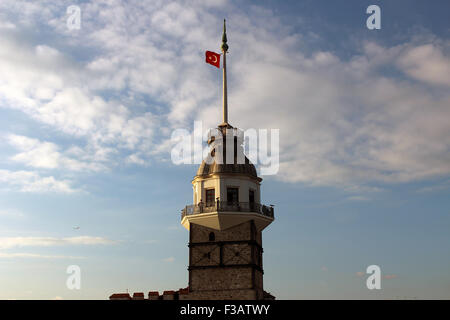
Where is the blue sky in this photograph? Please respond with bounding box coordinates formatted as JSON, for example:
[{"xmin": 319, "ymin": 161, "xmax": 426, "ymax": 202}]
[{"xmin": 0, "ymin": 0, "xmax": 449, "ymax": 299}]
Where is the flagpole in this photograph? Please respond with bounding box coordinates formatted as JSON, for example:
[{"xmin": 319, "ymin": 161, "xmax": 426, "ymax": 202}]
[{"xmin": 221, "ymin": 19, "xmax": 229, "ymax": 125}]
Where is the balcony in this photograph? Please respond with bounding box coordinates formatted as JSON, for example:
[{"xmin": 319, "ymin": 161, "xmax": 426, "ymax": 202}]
[
  {"xmin": 182, "ymin": 201, "xmax": 274, "ymax": 218},
  {"xmin": 181, "ymin": 201, "xmax": 274, "ymax": 231}
]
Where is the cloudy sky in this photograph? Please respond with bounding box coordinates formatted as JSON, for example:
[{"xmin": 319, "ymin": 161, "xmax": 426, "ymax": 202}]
[{"xmin": 0, "ymin": 0, "xmax": 449, "ymax": 299}]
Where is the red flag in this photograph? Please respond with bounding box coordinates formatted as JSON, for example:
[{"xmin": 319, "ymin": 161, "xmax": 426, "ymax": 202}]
[{"xmin": 205, "ymin": 50, "xmax": 220, "ymax": 68}]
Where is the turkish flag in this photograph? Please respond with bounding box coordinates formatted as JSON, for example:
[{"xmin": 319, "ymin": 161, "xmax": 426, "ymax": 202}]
[{"xmin": 205, "ymin": 50, "xmax": 220, "ymax": 68}]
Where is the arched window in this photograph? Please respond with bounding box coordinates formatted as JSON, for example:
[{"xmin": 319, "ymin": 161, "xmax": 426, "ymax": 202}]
[{"xmin": 209, "ymin": 232, "xmax": 215, "ymax": 242}]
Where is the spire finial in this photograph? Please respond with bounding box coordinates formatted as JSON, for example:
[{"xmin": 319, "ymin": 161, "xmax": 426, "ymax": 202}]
[
  {"xmin": 221, "ymin": 19, "xmax": 229, "ymax": 126},
  {"xmin": 221, "ymin": 19, "xmax": 228, "ymax": 53}
]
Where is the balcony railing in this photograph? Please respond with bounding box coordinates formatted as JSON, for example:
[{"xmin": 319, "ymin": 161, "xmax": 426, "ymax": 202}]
[{"xmin": 181, "ymin": 201, "xmax": 274, "ymax": 219}]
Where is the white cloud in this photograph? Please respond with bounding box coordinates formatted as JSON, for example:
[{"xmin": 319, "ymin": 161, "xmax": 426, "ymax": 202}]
[
  {"xmin": 0, "ymin": 169, "xmax": 77, "ymax": 193},
  {"xmin": 0, "ymin": 21, "xmax": 16, "ymax": 29},
  {"xmin": 0, "ymin": 236, "xmax": 117, "ymax": 249},
  {"xmin": 226, "ymin": 36, "xmax": 450, "ymax": 187},
  {"xmin": 0, "ymin": 34, "xmax": 158, "ymax": 165},
  {"xmin": 0, "ymin": 0, "xmax": 449, "ymax": 191},
  {"xmin": 347, "ymin": 196, "xmax": 370, "ymax": 202},
  {"xmin": 126, "ymin": 153, "xmax": 146, "ymax": 165},
  {"xmin": 0, "ymin": 208, "xmax": 25, "ymax": 218},
  {"xmin": 397, "ymin": 44, "xmax": 450, "ymax": 87},
  {"xmin": 163, "ymin": 256, "xmax": 175, "ymax": 263},
  {"xmin": 415, "ymin": 179, "xmax": 450, "ymax": 193},
  {"xmin": 0, "ymin": 253, "xmax": 84, "ymax": 259},
  {"xmin": 7, "ymin": 134, "xmax": 107, "ymax": 172}
]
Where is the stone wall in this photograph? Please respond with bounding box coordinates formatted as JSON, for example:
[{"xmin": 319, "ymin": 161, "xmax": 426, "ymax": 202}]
[
  {"xmin": 190, "ymin": 267, "xmax": 253, "ymax": 291},
  {"xmin": 190, "ymin": 220, "xmax": 262, "ymax": 245},
  {"xmin": 180, "ymin": 289, "xmax": 258, "ymax": 300},
  {"xmin": 188, "ymin": 220, "xmax": 264, "ymax": 300}
]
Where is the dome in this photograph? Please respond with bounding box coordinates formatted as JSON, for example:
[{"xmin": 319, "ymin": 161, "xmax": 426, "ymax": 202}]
[
  {"xmin": 196, "ymin": 157, "xmax": 258, "ymax": 179},
  {"xmin": 195, "ymin": 125, "xmax": 260, "ymax": 180}
]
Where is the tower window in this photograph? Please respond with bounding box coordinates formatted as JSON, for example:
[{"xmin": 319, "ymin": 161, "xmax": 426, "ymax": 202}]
[
  {"xmin": 209, "ymin": 232, "xmax": 215, "ymax": 242},
  {"xmin": 249, "ymin": 189, "xmax": 255, "ymax": 210},
  {"xmin": 205, "ymin": 189, "xmax": 215, "ymax": 207},
  {"xmin": 227, "ymin": 187, "xmax": 239, "ymax": 205}
]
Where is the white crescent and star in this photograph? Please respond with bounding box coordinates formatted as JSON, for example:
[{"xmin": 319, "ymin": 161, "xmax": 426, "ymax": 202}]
[{"xmin": 210, "ymin": 55, "xmax": 217, "ymax": 63}]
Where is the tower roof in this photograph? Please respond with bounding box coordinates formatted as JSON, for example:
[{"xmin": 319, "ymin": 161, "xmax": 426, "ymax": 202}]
[
  {"xmin": 196, "ymin": 156, "xmax": 259, "ymax": 180},
  {"xmin": 195, "ymin": 125, "xmax": 260, "ymax": 181}
]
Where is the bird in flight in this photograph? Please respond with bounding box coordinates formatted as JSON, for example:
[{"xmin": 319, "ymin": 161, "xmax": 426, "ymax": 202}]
[{"xmin": 73, "ymin": 226, "xmax": 80, "ymax": 230}]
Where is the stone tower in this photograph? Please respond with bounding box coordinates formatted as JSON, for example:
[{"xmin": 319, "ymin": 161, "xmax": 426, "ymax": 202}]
[{"xmin": 180, "ymin": 20, "xmax": 275, "ymax": 300}]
